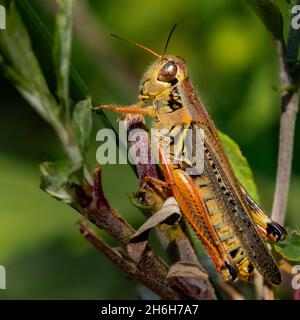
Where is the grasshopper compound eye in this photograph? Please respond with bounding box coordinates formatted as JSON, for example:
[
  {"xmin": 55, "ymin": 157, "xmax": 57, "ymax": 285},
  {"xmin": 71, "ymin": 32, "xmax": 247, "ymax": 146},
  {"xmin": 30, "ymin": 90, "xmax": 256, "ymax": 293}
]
[{"xmin": 157, "ymin": 61, "xmax": 178, "ymax": 82}]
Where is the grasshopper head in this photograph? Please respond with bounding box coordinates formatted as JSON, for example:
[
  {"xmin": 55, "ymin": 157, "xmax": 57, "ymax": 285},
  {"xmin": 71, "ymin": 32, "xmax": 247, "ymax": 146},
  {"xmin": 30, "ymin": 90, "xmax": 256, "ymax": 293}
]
[
  {"xmin": 139, "ymin": 56, "xmax": 188, "ymax": 100},
  {"xmin": 110, "ymin": 30, "xmax": 187, "ymax": 100},
  {"xmin": 110, "ymin": 29, "xmax": 186, "ymax": 100}
]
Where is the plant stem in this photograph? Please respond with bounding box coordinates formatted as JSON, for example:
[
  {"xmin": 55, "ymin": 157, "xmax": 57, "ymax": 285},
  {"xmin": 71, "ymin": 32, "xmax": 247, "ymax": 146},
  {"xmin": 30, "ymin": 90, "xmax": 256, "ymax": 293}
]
[
  {"xmin": 271, "ymin": 2, "xmax": 300, "ymax": 225},
  {"xmin": 54, "ymin": 122, "xmax": 83, "ymax": 167}
]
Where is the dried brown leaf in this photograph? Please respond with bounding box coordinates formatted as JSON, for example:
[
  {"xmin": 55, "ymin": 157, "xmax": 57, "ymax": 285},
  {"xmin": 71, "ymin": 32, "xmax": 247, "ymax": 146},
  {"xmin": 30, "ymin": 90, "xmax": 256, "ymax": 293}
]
[{"xmin": 128, "ymin": 197, "xmax": 181, "ymax": 262}]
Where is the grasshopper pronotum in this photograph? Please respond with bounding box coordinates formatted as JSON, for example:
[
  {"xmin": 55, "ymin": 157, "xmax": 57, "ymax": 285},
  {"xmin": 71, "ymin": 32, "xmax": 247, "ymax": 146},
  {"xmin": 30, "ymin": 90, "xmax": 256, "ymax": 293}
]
[{"xmin": 95, "ymin": 29, "xmax": 287, "ymax": 285}]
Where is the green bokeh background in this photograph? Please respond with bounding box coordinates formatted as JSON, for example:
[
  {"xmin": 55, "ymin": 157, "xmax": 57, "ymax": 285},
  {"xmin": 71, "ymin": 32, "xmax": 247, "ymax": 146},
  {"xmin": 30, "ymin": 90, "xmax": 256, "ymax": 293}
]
[{"xmin": 0, "ymin": 0, "xmax": 299, "ymax": 299}]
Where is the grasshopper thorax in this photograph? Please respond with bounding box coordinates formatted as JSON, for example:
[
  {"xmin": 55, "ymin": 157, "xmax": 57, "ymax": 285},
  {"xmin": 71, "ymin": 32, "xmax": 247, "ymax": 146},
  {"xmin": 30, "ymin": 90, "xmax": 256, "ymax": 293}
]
[{"xmin": 139, "ymin": 56, "xmax": 188, "ymax": 100}]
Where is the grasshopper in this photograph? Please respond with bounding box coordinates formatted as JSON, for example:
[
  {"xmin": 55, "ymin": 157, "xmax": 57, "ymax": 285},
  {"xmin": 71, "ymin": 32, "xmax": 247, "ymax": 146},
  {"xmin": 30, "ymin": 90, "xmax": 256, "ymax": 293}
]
[{"xmin": 95, "ymin": 30, "xmax": 287, "ymax": 285}]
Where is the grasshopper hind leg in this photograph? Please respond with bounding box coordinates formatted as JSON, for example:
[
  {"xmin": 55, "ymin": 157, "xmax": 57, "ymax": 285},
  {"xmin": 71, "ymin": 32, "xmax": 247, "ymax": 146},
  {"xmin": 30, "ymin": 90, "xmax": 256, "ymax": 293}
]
[
  {"xmin": 240, "ymin": 185, "xmax": 287, "ymax": 242},
  {"xmin": 223, "ymin": 262, "xmax": 237, "ymax": 281},
  {"xmin": 265, "ymin": 222, "xmax": 287, "ymax": 242},
  {"xmin": 143, "ymin": 174, "xmax": 238, "ymax": 282}
]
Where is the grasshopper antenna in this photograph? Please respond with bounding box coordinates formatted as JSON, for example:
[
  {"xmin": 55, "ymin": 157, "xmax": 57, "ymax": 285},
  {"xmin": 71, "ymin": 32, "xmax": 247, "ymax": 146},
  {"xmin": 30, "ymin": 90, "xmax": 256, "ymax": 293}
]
[
  {"xmin": 163, "ymin": 24, "xmax": 178, "ymax": 56},
  {"xmin": 110, "ymin": 33, "xmax": 162, "ymax": 58}
]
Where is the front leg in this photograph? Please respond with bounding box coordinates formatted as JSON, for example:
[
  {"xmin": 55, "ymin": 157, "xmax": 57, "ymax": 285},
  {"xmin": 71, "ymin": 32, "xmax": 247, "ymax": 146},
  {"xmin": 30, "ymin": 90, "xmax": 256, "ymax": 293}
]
[{"xmin": 93, "ymin": 102, "xmax": 156, "ymax": 118}]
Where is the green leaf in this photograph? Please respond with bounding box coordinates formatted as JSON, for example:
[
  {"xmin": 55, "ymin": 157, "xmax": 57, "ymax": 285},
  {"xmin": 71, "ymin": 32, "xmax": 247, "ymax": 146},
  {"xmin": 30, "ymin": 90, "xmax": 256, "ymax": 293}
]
[
  {"xmin": 17, "ymin": 0, "xmax": 89, "ymax": 96},
  {"xmin": 53, "ymin": 0, "xmax": 74, "ymax": 114},
  {"xmin": 274, "ymin": 231, "xmax": 300, "ymax": 262},
  {"xmin": 219, "ymin": 131, "xmax": 259, "ymax": 203},
  {"xmin": 244, "ymin": 0, "xmax": 283, "ymax": 41},
  {"xmin": 0, "ymin": 1, "xmax": 59, "ymax": 123},
  {"xmin": 0, "ymin": 2, "xmax": 83, "ymax": 166},
  {"xmin": 72, "ymin": 99, "xmax": 93, "ymax": 154},
  {"xmin": 40, "ymin": 160, "xmax": 80, "ymax": 203}
]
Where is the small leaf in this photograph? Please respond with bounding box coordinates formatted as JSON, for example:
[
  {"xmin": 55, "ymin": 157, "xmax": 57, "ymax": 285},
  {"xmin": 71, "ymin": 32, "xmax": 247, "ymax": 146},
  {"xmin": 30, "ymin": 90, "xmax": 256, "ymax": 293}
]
[
  {"xmin": 128, "ymin": 197, "xmax": 181, "ymax": 263},
  {"xmin": 167, "ymin": 262, "xmax": 215, "ymax": 300},
  {"xmin": 274, "ymin": 230, "xmax": 300, "ymax": 262},
  {"xmin": 40, "ymin": 159, "xmax": 80, "ymax": 203},
  {"xmin": 244, "ymin": 0, "xmax": 283, "ymax": 41},
  {"xmin": 72, "ymin": 99, "xmax": 92, "ymax": 154},
  {"xmin": 219, "ymin": 131, "xmax": 259, "ymax": 202},
  {"xmin": 129, "ymin": 192, "xmax": 154, "ymax": 211},
  {"xmin": 167, "ymin": 262, "xmax": 208, "ymax": 280},
  {"xmin": 53, "ymin": 0, "xmax": 74, "ymax": 113}
]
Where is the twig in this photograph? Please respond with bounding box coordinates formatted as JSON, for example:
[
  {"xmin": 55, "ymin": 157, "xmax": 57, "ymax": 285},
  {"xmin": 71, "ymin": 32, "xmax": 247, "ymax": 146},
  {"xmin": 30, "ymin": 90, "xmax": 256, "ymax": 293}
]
[
  {"xmin": 262, "ymin": 283, "xmax": 275, "ymax": 300},
  {"xmin": 271, "ymin": 1, "xmax": 300, "ymax": 225},
  {"xmin": 75, "ymin": 167, "xmax": 167, "ymax": 262},
  {"xmin": 262, "ymin": 2, "xmax": 300, "ymax": 301},
  {"xmin": 77, "ymin": 219, "xmax": 179, "ymax": 300},
  {"xmin": 218, "ymin": 282, "xmax": 245, "ymax": 300},
  {"xmin": 72, "ymin": 166, "xmax": 181, "ymax": 299},
  {"xmin": 254, "ymin": 273, "xmax": 264, "ymax": 300}
]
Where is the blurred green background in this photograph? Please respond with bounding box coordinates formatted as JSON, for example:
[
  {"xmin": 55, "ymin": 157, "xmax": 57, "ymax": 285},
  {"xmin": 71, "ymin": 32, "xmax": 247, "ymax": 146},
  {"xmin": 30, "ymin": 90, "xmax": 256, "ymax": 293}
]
[{"xmin": 0, "ymin": 0, "xmax": 299, "ymax": 299}]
